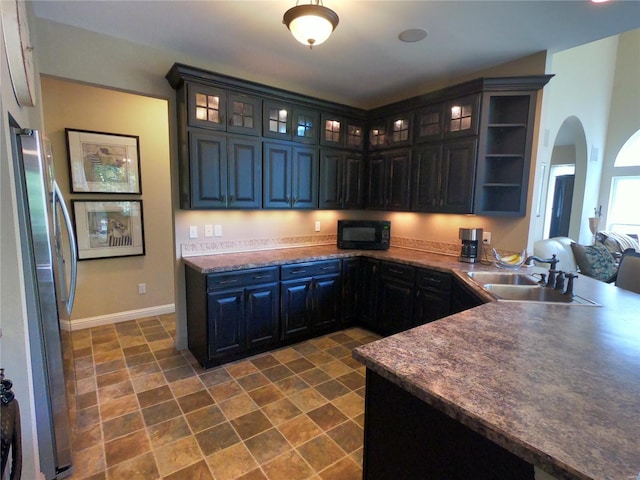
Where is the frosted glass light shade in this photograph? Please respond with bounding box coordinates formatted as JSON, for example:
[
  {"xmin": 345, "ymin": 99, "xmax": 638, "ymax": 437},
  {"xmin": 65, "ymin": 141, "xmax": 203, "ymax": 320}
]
[{"xmin": 283, "ymin": 3, "xmax": 339, "ymax": 48}]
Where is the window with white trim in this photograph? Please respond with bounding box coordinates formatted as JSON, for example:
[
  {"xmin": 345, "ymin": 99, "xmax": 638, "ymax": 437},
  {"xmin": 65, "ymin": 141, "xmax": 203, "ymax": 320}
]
[{"xmin": 606, "ymin": 130, "xmax": 640, "ymax": 238}]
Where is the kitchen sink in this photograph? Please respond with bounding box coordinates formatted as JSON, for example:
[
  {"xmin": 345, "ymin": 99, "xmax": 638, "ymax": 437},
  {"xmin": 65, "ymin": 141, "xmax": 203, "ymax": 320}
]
[
  {"xmin": 467, "ymin": 271, "xmax": 539, "ymax": 286},
  {"xmin": 483, "ymin": 284, "xmax": 599, "ymax": 306}
]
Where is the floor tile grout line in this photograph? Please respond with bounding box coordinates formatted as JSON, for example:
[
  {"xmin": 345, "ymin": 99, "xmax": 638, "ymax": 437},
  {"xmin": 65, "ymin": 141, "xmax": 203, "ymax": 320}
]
[{"xmin": 68, "ymin": 316, "xmax": 371, "ymax": 479}]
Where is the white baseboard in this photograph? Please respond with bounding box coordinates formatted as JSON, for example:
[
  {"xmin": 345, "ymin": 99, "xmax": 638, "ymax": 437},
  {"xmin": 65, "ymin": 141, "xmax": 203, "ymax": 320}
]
[{"xmin": 61, "ymin": 304, "xmax": 175, "ymax": 331}]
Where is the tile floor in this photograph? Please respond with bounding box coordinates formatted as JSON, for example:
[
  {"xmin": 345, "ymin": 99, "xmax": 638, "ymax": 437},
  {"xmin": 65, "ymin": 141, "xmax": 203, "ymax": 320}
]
[{"xmin": 66, "ymin": 314, "xmax": 380, "ymax": 480}]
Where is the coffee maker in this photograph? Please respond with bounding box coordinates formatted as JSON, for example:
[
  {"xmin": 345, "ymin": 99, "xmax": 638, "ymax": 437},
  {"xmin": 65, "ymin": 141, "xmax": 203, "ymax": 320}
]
[{"xmin": 459, "ymin": 228, "xmax": 483, "ymax": 263}]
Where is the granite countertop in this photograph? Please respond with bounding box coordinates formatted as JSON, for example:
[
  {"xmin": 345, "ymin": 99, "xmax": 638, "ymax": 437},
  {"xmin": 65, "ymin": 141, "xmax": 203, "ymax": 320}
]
[{"xmin": 183, "ymin": 246, "xmax": 640, "ymax": 480}]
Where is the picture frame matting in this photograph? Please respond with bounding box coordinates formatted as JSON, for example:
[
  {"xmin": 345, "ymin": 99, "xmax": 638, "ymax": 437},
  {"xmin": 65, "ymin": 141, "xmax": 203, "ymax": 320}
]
[
  {"xmin": 66, "ymin": 128, "xmax": 141, "ymax": 194},
  {"xmin": 72, "ymin": 200, "xmax": 145, "ymax": 260}
]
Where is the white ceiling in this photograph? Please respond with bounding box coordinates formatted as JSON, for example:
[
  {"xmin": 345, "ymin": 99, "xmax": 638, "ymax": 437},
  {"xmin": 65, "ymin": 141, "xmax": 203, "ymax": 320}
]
[{"xmin": 32, "ymin": 1, "xmax": 640, "ymax": 109}]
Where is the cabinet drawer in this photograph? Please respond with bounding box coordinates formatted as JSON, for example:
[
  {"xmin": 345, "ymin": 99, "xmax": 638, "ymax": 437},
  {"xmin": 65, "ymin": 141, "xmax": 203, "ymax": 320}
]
[
  {"xmin": 380, "ymin": 262, "xmax": 415, "ymax": 284},
  {"xmin": 207, "ymin": 267, "xmax": 279, "ymax": 290},
  {"xmin": 416, "ymin": 269, "xmax": 451, "ymax": 291},
  {"xmin": 281, "ymin": 259, "xmax": 341, "ymax": 280}
]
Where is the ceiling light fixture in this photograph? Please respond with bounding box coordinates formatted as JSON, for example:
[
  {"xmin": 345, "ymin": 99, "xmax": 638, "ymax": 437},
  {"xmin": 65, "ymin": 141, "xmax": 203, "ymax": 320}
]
[{"xmin": 283, "ymin": 0, "xmax": 339, "ymax": 49}]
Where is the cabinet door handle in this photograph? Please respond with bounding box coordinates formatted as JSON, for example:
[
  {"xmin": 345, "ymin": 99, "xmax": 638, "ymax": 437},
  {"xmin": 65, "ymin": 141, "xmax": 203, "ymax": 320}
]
[
  {"xmin": 290, "ymin": 269, "xmax": 306, "ymax": 275},
  {"xmin": 320, "ymin": 266, "xmax": 335, "ymax": 271},
  {"xmin": 389, "ymin": 268, "xmax": 405, "ymax": 275},
  {"xmin": 217, "ymin": 279, "xmax": 238, "ymax": 285},
  {"xmin": 293, "ymin": 196, "xmax": 298, "ymax": 206},
  {"xmin": 229, "ymin": 194, "xmax": 234, "ymax": 203},
  {"xmin": 439, "ymin": 199, "xmax": 444, "ymax": 207},
  {"xmin": 252, "ymin": 274, "xmax": 271, "ymax": 280},
  {"xmin": 221, "ymin": 194, "xmax": 227, "ymax": 204}
]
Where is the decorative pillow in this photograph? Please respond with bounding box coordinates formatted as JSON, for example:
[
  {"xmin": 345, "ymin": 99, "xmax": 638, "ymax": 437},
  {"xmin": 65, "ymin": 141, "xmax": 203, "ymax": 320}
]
[
  {"xmin": 571, "ymin": 243, "xmax": 617, "ymax": 283},
  {"xmin": 597, "ymin": 231, "xmax": 640, "ymax": 255}
]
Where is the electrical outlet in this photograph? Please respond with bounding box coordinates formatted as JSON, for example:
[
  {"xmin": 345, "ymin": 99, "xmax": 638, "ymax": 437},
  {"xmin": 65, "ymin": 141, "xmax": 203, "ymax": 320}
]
[
  {"xmin": 138, "ymin": 283, "xmax": 146, "ymax": 295},
  {"xmin": 214, "ymin": 225, "xmax": 222, "ymax": 237},
  {"xmin": 189, "ymin": 225, "xmax": 198, "ymax": 239},
  {"xmin": 483, "ymin": 232, "xmax": 492, "ymax": 245},
  {"xmin": 315, "ymin": 221, "xmax": 321, "ymax": 232},
  {"xmin": 204, "ymin": 224, "xmax": 214, "ymax": 237}
]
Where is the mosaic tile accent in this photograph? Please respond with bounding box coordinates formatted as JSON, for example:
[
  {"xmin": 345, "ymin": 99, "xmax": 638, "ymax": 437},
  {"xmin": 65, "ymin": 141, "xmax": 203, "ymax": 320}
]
[
  {"xmin": 181, "ymin": 235, "xmax": 464, "ymax": 258},
  {"xmin": 390, "ymin": 237, "xmax": 461, "ymax": 257},
  {"xmin": 181, "ymin": 235, "xmax": 337, "ymax": 257}
]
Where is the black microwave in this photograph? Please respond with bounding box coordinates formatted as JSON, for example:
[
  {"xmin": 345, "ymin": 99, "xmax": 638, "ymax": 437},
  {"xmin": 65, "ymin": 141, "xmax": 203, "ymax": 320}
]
[{"xmin": 337, "ymin": 220, "xmax": 391, "ymax": 250}]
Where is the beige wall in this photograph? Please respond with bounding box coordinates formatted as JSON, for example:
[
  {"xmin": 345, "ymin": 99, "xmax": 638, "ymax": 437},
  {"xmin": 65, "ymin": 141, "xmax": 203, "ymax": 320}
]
[
  {"xmin": 598, "ymin": 28, "xmax": 640, "ymax": 223},
  {"xmin": 528, "ymin": 34, "xmax": 621, "ymax": 246},
  {"xmin": 40, "ymin": 76, "xmax": 175, "ymax": 324}
]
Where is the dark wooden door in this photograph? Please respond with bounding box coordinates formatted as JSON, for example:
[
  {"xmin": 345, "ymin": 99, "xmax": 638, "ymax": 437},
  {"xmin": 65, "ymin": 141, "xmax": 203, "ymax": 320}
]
[
  {"xmin": 228, "ymin": 136, "xmax": 262, "ymax": 208},
  {"xmin": 379, "ymin": 278, "xmax": 414, "ymax": 336},
  {"xmin": 387, "ymin": 149, "xmax": 412, "ymax": 211},
  {"xmin": 226, "ymin": 93, "xmax": 261, "ymax": 136},
  {"xmin": 414, "ymin": 287, "xmax": 450, "ymax": 326},
  {"xmin": 440, "ymin": 139, "xmax": 477, "ymax": 213},
  {"xmin": 343, "ymin": 152, "xmax": 364, "ymax": 209},
  {"xmin": 187, "ymin": 84, "xmax": 226, "ymax": 130},
  {"xmin": 207, "ymin": 289, "xmax": 245, "ymax": 357},
  {"xmin": 292, "ymin": 146, "xmax": 318, "ymax": 209},
  {"xmin": 319, "ymin": 150, "xmax": 343, "ymax": 209},
  {"xmin": 412, "ymin": 144, "xmax": 442, "ymax": 212},
  {"xmin": 360, "ymin": 259, "xmax": 380, "ymax": 333},
  {"xmin": 245, "ymin": 283, "xmax": 279, "ymax": 348},
  {"xmin": 319, "ymin": 151, "xmax": 364, "ymax": 209},
  {"xmin": 312, "ymin": 274, "xmax": 341, "ymax": 330},
  {"xmin": 341, "ymin": 258, "xmax": 361, "ymax": 325},
  {"xmin": 188, "ymin": 130, "xmax": 227, "ymax": 208},
  {"xmin": 281, "ymin": 278, "xmax": 313, "ymax": 339},
  {"xmin": 263, "ymin": 142, "xmax": 292, "ymax": 208},
  {"xmin": 549, "ymin": 174, "xmax": 575, "ymax": 238},
  {"xmin": 367, "ymin": 154, "xmax": 387, "ymax": 210}
]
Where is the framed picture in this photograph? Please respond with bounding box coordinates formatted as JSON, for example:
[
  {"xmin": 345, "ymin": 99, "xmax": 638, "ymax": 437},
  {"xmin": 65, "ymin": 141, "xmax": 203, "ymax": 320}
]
[
  {"xmin": 66, "ymin": 128, "xmax": 141, "ymax": 193},
  {"xmin": 73, "ymin": 200, "xmax": 145, "ymax": 260}
]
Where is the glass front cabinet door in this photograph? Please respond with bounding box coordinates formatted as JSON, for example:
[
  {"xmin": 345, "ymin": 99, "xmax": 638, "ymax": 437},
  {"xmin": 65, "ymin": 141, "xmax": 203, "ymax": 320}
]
[
  {"xmin": 443, "ymin": 94, "xmax": 480, "ymax": 138},
  {"xmin": 188, "ymin": 84, "xmax": 227, "ymax": 130},
  {"xmin": 263, "ymin": 102, "xmax": 292, "ymax": 140},
  {"xmin": 293, "ymin": 107, "xmax": 319, "ymax": 145}
]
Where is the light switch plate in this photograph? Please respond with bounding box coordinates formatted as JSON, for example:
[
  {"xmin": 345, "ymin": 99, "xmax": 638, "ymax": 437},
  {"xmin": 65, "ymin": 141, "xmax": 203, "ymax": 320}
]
[
  {"xmin": 214, "ymin": 225, "xmax": 222, "ymax": 237},
  {"xmin": 482, "ymin": 232, "xmax": 492, "ymax": 245},
  {"xmin": 204, "ymin": 224, "xmax": 214, "ymax": 237},
  {"xmin": 189, "ymin": 226, "xmax": 198, "ymax": 239},
  {"xmin": 315, "ymin": 221, "xmax": 321, "ymax": 232}
]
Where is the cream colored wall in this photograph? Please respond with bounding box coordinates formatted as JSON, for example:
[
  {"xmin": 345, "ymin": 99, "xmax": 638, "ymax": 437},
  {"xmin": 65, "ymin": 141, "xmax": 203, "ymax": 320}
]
[
  {"xmin": 528, "ymin": 34, "xmax": 621, "ymax": 247},
  {"xmin": 381, "ymin": 51, "xmax": 548, "ymax": 108},
  {"xmin": 551, "ymin": 145, "xmax": 577, "ymax": 166},
  {"xmin": 40, "ymin": 76, "xmax": 175, "ymax": 323},
  {"xmin": 598, "ymin": 29, "xmax": 640, "ymax": 224}
]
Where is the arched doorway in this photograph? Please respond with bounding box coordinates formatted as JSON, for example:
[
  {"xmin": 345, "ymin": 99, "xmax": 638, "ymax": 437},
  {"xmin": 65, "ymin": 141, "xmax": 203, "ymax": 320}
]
[{"xmin": 543, "ymin": 116, "xmax": 588, "ymax": 240}]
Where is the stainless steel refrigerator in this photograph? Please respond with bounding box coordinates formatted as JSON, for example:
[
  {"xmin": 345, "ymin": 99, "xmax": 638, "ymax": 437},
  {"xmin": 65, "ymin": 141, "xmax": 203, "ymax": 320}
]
[{"xmin": 9, "ymin": 124, "xmax": 77, "ymax": 479}]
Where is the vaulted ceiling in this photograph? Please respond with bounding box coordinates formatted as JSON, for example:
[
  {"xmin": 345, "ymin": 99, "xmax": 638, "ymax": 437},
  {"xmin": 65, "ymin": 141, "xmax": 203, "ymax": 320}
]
[{"xmin": 32, "ymin": 1, "xmax": 640, "ymax": 108}]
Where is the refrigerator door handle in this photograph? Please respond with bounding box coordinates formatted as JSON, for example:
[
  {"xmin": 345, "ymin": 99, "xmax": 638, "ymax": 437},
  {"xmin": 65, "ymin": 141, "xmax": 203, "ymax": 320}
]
[{"xmin": 53, "ymin": 181, "xmax": 77, "ymax": 316}]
